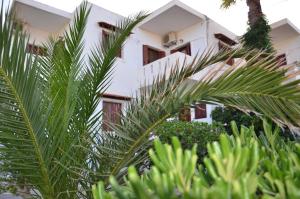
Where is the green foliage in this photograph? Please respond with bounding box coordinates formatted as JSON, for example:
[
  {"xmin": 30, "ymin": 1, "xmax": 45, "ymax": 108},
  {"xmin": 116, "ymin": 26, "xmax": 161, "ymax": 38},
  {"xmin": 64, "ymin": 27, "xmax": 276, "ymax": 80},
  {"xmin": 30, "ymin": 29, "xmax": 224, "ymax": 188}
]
[
  {"xmin": 243, "ymin": 16, "xmax": 274, "ymax": 53},
  {"xmin": 2, "ymin": 0, "xmax": 300, "ymax": 198},
  {"xmin": 156, "ymin": 121, "xmax": 224, "ymax": 159},
  {"xmin": 212, "ymin": 106, "xmax": 262, "ymax": 134},
  {"xmin": 93, "ymin": 121, "xmax": 300, "ymax": 199}
]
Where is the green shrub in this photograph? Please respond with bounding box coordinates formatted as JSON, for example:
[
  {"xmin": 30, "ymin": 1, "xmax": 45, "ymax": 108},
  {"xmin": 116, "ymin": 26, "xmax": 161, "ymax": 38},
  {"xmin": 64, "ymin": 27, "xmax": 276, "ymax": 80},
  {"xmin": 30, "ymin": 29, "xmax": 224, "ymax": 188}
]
[
  {"xmin": 93, "ymin": 120, "xmax": 300, "ymax": 199},
  {"xmin": 212, "ymin": 106, "xmax": 262, "ymax": 134},
  {"xmin": 155, "ymin": 121, "xmax": 224, "ymax": 159}
]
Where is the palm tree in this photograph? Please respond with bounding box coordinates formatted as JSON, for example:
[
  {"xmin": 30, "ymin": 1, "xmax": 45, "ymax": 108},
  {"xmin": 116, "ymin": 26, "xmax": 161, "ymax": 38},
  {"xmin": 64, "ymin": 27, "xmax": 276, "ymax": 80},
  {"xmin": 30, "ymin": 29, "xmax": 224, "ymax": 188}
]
[
  {"xmin": 1, "ymin": 1, "xmax": 300, "ymax": 198},
  {"xmin": 221, "ymin": 0, "xmax": 263, "ymax": 27},
  {"xmin": 221, "ymin": 0, "xmax": 273, "ymax": 51}
]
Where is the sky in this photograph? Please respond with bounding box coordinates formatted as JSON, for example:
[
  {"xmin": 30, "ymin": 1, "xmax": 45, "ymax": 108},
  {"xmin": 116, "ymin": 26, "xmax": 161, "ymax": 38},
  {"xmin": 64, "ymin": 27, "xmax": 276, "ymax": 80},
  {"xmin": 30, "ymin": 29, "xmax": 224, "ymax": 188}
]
[{"xmin": 4, "ymin": 0, "xmax": 300, "ymax": 35}]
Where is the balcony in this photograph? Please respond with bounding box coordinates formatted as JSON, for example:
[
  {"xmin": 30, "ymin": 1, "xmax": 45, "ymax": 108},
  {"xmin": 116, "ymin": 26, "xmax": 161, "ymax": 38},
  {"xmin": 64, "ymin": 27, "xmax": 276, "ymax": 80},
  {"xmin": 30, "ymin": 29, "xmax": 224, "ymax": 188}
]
[{"xmin": 139, "ymin": 52, "xmax": 194, "ymax": 86}]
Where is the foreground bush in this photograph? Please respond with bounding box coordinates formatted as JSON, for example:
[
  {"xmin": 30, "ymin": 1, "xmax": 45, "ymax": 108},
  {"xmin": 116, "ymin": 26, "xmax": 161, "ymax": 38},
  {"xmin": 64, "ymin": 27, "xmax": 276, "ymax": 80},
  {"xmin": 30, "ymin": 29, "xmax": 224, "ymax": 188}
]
[
  {"xmin": 156, "ymin": 121, "xmax": 224, "ymax": 159},
  {"xmin": 93, "ymin": 120, "xmax": 300, "ymax": 199}
]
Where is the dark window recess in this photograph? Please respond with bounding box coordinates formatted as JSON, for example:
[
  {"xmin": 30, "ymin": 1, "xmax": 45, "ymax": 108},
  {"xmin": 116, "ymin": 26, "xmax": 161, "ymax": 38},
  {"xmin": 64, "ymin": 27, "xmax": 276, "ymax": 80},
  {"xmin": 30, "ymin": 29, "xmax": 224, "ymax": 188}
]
[
  {"xmin": 26, "ymin": 44, "xmax": 47, "ymax": 56},
  {"xmin": 102, "ymin": 101, "xmax": 122, "ymax": 131},
  {"xmin": 218, "ymin": 41, "xmax": 234, "ymax": 66},
  {"xmin": 143, "ymin": 45, "xmax": 165, "ymax": 65},
  {"xmin": 276, "ymin": 54, "xmax": 287, "ymax": 67},
  {"xmin": 102, "ymin": 30, "xmax": 122, "ymax": 58},
  {"xmin": 98, "ymin": 22, "xmax": 117, "ymax": 31},
  {"xmin": 195, "ymin": 104, "xmax": 207, "ymax": 119},
  {"xmin": 171, "ymin": 43, "xmax": 191, "ymax": 56},
  {"xmin": 214, "ymin": 33, "xmax": 237, "ymax": 46},
  {"xmin": 179, "ymin": 107, "xmax": 191, "ymax": 121}
]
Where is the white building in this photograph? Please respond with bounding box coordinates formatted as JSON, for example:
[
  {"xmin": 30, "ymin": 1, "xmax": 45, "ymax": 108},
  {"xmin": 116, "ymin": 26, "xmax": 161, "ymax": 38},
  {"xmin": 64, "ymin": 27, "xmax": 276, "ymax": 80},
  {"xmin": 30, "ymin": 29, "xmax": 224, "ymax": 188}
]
[{"xmin": 11, "ymin": 0, "xmax": 300, "ymax": 126}]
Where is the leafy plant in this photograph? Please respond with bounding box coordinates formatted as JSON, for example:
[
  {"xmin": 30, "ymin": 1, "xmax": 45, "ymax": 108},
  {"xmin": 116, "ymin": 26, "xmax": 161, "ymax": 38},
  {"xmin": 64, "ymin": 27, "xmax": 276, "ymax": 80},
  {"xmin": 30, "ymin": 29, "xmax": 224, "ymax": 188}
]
[
  {"xmin": 156, "ymin": 121, "xmax": 224, "ymax": 159},
  {"xmin": 1, "ymin": 0, "xmax": 300, "ymax": 198},
  {"xmin": 93, "ymin": 121, "xmax": 300, "ymax": 199},
  {"xmin": 212, "ymin": 106, "xmax": 262, "ymax": 133}
]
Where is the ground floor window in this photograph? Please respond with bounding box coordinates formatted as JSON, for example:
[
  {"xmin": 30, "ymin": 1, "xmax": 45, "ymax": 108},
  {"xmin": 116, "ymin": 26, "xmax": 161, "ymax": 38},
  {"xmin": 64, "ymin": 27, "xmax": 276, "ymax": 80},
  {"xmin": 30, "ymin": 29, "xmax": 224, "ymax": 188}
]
[
  {"xmin": 102, "ymin": 101, "xmax": 122, "ymax": 131},
  {"xmin": 195, "ymin": 104, "xmax": 207, "ymax": 119}
]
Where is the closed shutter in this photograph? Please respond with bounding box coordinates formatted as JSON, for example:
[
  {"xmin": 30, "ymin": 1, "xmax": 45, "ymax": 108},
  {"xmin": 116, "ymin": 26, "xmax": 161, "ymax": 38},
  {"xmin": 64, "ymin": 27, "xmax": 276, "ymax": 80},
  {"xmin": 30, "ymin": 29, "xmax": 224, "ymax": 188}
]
[
  {"xmin": 103, "ymin": 30, "xmax": 122, "ymax": 58},
  {"xmin": 170, "ymin": 43, "xmax": 191, "ymax": 56},
  {"xmin": 218, "ymin": 41, "xmax": 234, "ymax": 66},
  {"xmin": 102, "ymin": 101, "xmax": 122, "ymax": 131},
  {"xmin": 159, "ymin": 51, "xmax": 166, "ymax": 59},
  {"xmin": 195, "ymin": 104, "xmax": 207, "ymax": 119},
  {"xmin": 143, "ymin": 45, "xmax": 149, "ymax": 65},
  {"xmin": 276, "ymin": 54, "xmax": 287, "ymax": 67}
]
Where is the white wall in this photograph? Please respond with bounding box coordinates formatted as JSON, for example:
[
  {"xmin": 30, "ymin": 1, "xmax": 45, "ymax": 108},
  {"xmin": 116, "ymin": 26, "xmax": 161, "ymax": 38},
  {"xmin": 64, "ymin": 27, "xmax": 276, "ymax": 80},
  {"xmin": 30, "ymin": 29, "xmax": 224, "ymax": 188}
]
[
  {"xmin": 19, "ymin": 2, "xmax": 239, "ymax": 124},
  {"xmin": 273, "ymin": 35, "xmax": 300, "ymax": 64}
]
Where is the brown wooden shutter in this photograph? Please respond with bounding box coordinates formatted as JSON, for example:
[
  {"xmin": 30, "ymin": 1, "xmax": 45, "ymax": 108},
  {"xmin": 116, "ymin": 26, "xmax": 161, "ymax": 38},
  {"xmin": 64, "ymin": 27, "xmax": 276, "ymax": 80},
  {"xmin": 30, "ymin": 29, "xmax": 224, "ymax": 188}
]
[
  {"xmin": 276, "ymin": 54, "xmax": 287, "ymax": 67},
  {"xmin": 195, "ymin": 104, "xmax": 207, "ymax": 119},
  {"xmin": 170, "ymin": 43, "xmax": 191, "ymax": 56},
  {"xmin": 184, "ymin": 43, "xmax": 191, "ymax": 56},
  {"xmin": 179, "ymin": 107, "xmax": 191, "ymax": 121},
  {"xmin": 102, "ymin": 101, "xmax": 122, "ymax": 131},
  {"xmin": 218, "ymin": 41, "xmax": 234, "ymax": 66},
  {"xmin": 143, "ymin": 45, "xmax": 149, "ymax": 65},
  {"xmin": 159, "ymin": 51, "xmax": 166, "ymax": 58}
]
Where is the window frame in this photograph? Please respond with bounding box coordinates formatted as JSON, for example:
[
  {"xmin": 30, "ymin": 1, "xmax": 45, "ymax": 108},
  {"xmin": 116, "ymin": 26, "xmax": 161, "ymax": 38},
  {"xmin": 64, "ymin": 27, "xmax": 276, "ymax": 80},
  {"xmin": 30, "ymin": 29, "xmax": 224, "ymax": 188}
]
[
  {"xmin": 143, "ymin": 45, "xmax": 166, "ymax": 65},
  {"xmin": 102, "ymin": 30, "xmax": 122, "ymax": 58},
  {"xmin": 170, "ymin": 42, "xmax": 191, "ymax": 56},
  {"xmin": 194, "ymin": 104, "xmax": 207, "ymax": 119},
  {"xmin": 102, "ymin": 100, "xmax": 123, "ymax": 131},
  {"xmin": 276, "ymin": 53, "xmax": 287, "ymax": 67},
  {"xmin": 26, "ymin": 44, "xmax": 47, "ymax": 56}
]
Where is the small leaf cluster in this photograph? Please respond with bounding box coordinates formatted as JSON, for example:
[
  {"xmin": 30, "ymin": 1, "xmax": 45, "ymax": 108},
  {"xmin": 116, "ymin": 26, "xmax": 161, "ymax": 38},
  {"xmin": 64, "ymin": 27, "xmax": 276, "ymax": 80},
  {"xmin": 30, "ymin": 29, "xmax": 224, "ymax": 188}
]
[{"xmin": 93, "ymin": 120, "xmax": 300, "ymax": 199}]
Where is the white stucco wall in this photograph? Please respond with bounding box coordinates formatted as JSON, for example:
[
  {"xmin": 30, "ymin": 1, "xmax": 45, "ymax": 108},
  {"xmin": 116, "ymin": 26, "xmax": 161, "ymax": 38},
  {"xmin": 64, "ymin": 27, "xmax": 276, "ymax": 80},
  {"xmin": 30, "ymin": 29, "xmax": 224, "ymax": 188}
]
[
  {"xmin": 272, "ymin": 35, "xmax": 300, "ymax": 65},
  {"xmin": 15, "ymin": 1, "xmax": 240, "ymax": 124}
]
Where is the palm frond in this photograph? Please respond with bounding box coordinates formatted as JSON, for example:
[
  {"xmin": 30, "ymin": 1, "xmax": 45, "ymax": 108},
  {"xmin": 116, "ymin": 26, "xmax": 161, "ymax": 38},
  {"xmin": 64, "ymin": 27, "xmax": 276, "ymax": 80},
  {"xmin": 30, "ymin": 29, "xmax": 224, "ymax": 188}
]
[
  {"xmin": 0, "ymin": 2, "xmax": 53, "ymax": 197},
  {"xmin": 89, "ymin": 47, "xmax": 300, "ymax": 185}
]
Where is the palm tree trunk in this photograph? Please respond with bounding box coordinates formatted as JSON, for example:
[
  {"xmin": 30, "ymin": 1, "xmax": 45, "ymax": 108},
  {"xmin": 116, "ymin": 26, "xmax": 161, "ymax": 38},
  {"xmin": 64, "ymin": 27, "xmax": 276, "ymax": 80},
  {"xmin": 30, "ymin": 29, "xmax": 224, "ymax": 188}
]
[{"xmin": 246, "ymin": 0, "xmax": 263, "ymax": 27}]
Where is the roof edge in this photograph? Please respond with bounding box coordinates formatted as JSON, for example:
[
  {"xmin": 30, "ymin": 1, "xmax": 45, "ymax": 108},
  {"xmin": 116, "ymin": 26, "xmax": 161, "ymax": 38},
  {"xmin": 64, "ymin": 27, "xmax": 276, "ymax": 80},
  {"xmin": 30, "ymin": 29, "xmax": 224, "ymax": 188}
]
[{"xmin": 13, "ymin": 0, "xmax": 71, "ymax": 19}]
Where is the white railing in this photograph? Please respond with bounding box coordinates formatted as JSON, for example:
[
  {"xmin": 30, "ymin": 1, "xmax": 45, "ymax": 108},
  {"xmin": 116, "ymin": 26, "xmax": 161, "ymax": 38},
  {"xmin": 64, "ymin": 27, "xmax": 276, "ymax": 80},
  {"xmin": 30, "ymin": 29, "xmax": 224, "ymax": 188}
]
[{"xmin": 139, "ymin": 52, "xmax": 194, "ymax": 86}]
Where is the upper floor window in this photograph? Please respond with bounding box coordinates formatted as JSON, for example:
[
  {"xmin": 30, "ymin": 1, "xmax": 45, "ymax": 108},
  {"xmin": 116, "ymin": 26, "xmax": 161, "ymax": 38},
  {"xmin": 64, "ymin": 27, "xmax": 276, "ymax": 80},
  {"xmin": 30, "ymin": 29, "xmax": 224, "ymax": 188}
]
[
  {"xmin": 276, "ymin": 53, "xmax": 287, "ymax": 67},
  {"xmin": 215, "ymin": 33, "xmax": 237, "ymax": 66},
  {"xmin": 99, "ymin": 21, "xmax": 122, "ymax": 58},
  {"xmin": 102, "ymin": 30, "xmax": 122, "ymax": 58},
  {"xmin": 26, "ymin": 44, "xmax": 47, "ymax": 56},
  {"xmin": 143, "ymin": 45, "xmax": 165, "ymax": 65},
  {"xmin": 171, "ymin": 43, "xmax": 191, "ymax": 56}
]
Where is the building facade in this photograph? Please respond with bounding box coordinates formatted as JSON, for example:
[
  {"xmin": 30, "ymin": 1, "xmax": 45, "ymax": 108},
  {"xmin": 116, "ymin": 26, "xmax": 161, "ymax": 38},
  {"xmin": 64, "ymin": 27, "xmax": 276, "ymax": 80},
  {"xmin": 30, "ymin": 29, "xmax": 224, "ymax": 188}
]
[{"xmin": 11, "ymin": 0, "xmax": 300, "ymax": 127}]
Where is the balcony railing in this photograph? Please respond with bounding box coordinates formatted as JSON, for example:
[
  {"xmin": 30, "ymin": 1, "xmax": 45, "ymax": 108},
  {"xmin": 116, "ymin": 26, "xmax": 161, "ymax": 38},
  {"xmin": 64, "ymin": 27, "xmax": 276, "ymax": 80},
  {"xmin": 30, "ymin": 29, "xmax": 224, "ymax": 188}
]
[{"xmin": 139, "ymin": 52, "xmax": 193, "ymax": 86}]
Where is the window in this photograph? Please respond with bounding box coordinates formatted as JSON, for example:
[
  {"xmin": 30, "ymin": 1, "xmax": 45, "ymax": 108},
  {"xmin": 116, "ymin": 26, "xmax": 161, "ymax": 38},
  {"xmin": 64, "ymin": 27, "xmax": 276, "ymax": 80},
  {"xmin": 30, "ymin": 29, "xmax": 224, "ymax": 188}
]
[
  {"xmin": 102, "ymin": 101, "xmax": 122, "ymax": 131},
  {"xmin": 215, "ymin": 33, "xmax": 236, "ymax": 66},
  {"xmin": 195, "ymin": 104, "xmax": 207, "ymax": 119},
  {"xmin": 102, "ymin": 30, "xmax": 122, "ymax": 58},
  {"xmin": 276, "ymin": 53, "xmax": 287, "ymax": 67},
  {"xmin": 26, "ymin": 44, "xmax": 47, "ymax": 56},
  {"xmin": 143, "ymin": 45, "xmax": 165, "ymax": 65},
  {"xmin": 218, "ymin": 41, "xmax": 234, "ymax": 66},
  {"xmin": 171, "ymin": 43, "xmax": 191, "ymax": 56}
]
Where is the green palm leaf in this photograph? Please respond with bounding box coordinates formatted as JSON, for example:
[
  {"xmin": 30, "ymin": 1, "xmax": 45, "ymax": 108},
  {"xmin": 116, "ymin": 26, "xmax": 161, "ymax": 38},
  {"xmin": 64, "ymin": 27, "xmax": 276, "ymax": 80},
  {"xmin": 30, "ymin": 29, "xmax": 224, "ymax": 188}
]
[{"xmin": 90, "ymin": 47, "xmax": 300, "ymax": 185}]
